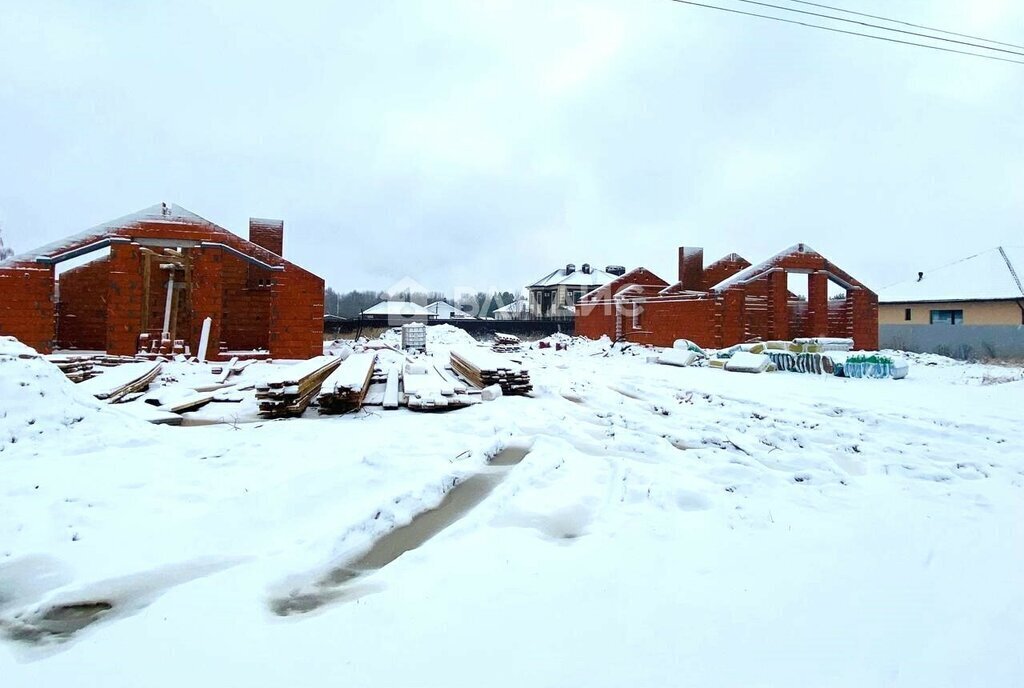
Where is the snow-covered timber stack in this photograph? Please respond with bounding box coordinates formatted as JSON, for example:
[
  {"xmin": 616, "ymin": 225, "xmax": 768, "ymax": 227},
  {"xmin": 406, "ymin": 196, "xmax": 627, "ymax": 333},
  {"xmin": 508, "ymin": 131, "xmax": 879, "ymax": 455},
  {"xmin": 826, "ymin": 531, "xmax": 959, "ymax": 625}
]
[
  {"xmin": 256, "ymin": 356, "xmax": 342, "ymax": 418},
  {"xmin": 491, "ymin": 333, "xmax": 522, "ymax": 353},
  {"xmin": 403, "ymin": 361, "xmax": 479, "ymax": 411},
  {"xmin": 76, "ymin": 361, "xmax": 162, "ymax": 402},
  {"xmin": 47, "ymin": 353, "xmax": 149, "ymax": 383},
  {"xmin": 48, "ymin": 357, "xmax": 95, "ymax": 382},
  {"xmin": 449, "ymin": 346, "xmax": 532, "ymax": 395},
  {"xmin": 316, "ymin": 352, "xmax": 377, "ymax": 414}
]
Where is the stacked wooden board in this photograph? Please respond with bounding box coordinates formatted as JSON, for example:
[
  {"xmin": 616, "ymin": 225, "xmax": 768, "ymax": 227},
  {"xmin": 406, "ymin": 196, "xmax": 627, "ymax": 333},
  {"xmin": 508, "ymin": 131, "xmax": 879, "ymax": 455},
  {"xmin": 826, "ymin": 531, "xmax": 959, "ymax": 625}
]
[
  {"xmin": 49, "ymin": 357, "xmax": 95, "ymax": 383},
  {"xmin": 256, "ymin": 356, "xmax": 342, "ymax": 418},
  {"xmin": 449, "ymin": 346, "xmax": 532, "ymax": 395},
  {"xmin": 316, "ymin": 352, "xmax": 378, "ymax": 414},
  {"xmin": 48, "ymin": 354, "xmax": 147, "ymax": 383},
  {"xmin": 76, "ymin": 361, "xmax": 163, "ymax": 403},
  {"xmin": 402, "ymin": 360, "xmax": 479, "ymax": 411},
  {"xmin": 491, "ymin": 333, "xmax": 522, "ymax": 353}
]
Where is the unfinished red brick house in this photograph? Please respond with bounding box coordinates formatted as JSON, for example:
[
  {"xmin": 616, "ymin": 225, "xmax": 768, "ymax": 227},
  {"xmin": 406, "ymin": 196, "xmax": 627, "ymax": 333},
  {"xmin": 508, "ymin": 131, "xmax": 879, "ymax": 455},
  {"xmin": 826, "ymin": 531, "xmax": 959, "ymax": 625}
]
[
  {"xmin": 575, "ymin": 244, "xmax": 878, "ymax": 350},
  {"xmin": 0, "ymin": 203, "xmax": 324, "ymax": 359}
]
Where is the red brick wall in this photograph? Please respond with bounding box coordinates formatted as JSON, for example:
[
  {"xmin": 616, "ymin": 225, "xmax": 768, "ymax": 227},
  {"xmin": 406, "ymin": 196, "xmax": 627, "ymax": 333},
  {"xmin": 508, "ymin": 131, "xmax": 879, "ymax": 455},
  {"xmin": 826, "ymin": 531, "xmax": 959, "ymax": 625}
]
[
  {"xmin": 703, "ymin": 255, "xmax": 751, "ymax": 290},
  {"xmin": 188, "ymin": 246, "xmax": 225, "ymax": 358},
  {"xmin": 827, "ymin": 298, "xmax": 850, "ymax": 339},
  {"xmin": 677, "ymin": 247, "xmax": 704, "ymax": 291},
  {"xmin": 0, "ymin": 265, "xmax": 55, "ymax": 353},
  {"xmin": 57, "ymin": 258, "xmax": 109, "ymax": 350},
  {"xmin": 629, "ymin": 298, "xmax": 718, "ymax": 348},
  {"xmin": 806, "ymin": 271, "xmax": 829, "ymax": 337},
  {"xmin": 575, "ymin": 301, "xmax": 618, "ymax": 341},
  {"xmin": 768, "ymin": 270, "xmax": 789, "ymax": 341},
  {"xmin": 268, "ymin": 264, "xmax": 324, "ymax": 359},
  {"xmin": 576, "ymin": 268, "xmax": 669, "ymax": 342},
  {"xmin": 248, "ymin": 219, "xmax": 284, "ymax": 256},
  {"xmin": 717, "ymin": 290, "xmax": 745, "ymax": 347},
  {"xmin": 788, "ymin": 300, "xmax": 808, "ymax": 339},
  {"xmin": 849, "ymin": 289, "xmax": 879, "ymax": 350},
  {"xmin": 221, "ymin": 256, "xmax": 272, "ymax": 352},
  {"xmin": 106, "ymin": 242, "xmax": 145, "ymax": 355}
]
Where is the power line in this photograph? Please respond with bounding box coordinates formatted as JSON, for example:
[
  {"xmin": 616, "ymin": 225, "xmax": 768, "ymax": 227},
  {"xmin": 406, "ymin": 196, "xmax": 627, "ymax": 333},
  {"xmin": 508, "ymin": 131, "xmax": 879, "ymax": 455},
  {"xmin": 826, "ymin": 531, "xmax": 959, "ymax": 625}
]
[
  {"xmin": 730, "ymin": 0, "xmax": 1024, "ymax": 58},
  {"xmin": 780, "ymin": 0, "xmax": 1024, "ymax": 51},
  {"xmin": 668, "ymin": 0, "xmax": 1024, "ymax": 65}
]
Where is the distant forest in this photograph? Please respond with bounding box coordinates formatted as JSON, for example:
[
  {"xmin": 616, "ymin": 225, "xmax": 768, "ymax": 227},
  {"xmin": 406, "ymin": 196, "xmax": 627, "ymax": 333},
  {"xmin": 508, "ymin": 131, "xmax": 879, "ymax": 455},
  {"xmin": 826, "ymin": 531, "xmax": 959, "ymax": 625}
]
[{"xmin": 324, "ymin": 288, "xmax": 519, "ymax": 319}]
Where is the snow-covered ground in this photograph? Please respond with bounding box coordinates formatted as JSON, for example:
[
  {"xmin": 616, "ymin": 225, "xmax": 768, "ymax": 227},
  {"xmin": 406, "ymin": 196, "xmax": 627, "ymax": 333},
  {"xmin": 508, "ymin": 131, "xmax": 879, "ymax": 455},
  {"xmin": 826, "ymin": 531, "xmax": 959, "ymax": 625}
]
[{"xmin": 2, "ymin": 329, "xmax": 1023, "ymax": 687}]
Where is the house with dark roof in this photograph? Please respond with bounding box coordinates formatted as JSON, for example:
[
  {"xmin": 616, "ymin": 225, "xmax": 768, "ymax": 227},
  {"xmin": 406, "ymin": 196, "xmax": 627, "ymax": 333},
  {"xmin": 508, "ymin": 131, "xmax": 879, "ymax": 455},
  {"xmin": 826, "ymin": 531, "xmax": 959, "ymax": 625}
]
[
  {"xmin": 877, "ymin": 246, "xmax": 1024, "ymax": 358},
  {"xmin": 0, "ymin": 203, "xmax": 324, "ymax": 359},
  {"xmin": 576, "ymin": 244, "xmax": 878, "ymax": 350},
  {"xmin": 527, "ymin": 263, "xmax": 626, "ymax": 318}
]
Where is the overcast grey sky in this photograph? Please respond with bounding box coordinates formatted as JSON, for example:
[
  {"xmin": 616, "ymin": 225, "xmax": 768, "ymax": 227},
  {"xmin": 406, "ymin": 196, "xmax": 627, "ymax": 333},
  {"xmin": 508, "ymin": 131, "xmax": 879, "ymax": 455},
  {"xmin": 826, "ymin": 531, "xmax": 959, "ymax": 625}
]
[{"xmin": 1, "ymin": 0, "xmax": 1021, "ymax": 295}]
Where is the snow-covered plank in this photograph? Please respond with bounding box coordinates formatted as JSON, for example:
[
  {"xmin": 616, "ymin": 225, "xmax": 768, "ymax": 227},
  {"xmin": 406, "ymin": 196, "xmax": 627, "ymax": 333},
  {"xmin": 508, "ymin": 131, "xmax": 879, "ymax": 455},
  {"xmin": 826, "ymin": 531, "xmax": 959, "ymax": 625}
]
[{"xmin": 77, "ymin": 361, "xmax": 162, "ymax": 401}]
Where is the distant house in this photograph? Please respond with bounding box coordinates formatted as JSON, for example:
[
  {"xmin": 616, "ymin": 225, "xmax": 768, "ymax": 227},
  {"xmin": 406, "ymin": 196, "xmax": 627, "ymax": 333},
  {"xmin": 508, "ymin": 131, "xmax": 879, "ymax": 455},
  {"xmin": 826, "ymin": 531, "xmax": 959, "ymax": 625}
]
[
  {"xmin": 494, "ymin": 297, "xmax": 529, "ymax": 320},
  {"xmin": 360, "ymin": 301, "xmax": 430, "ymax": 324},
  {"xmin": 879, "ymin": 246, "xmax": 1024, "ymax": 326},
  {"xmin": 878, "ymin": 246, "xmax": 1024, "ymax": 358},
  {"xmin": 425, "ymin": 300, "xmax": 473, "ymax": 319},
  {"xmin": 528, "ymin": 263, "xmax": 625, "ymax": 318}
]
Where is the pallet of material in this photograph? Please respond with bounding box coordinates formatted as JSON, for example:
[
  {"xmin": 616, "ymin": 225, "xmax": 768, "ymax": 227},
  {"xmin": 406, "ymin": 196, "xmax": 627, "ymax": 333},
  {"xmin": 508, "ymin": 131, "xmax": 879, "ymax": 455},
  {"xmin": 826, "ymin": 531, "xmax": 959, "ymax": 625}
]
[
  {"xmin": 449, "ymin": 346, "xmax": 532, "ymax": 395},
  {"xmin": 256, "ymin": 356, "xmax": 342, "ymax": 418},
  {"xmin": 316, "ymin": 352, "xmax": 377, "ymax": 414},
  {"xmin": 76, "ymin": 361, "xmax": 163, "ymax": 403}
]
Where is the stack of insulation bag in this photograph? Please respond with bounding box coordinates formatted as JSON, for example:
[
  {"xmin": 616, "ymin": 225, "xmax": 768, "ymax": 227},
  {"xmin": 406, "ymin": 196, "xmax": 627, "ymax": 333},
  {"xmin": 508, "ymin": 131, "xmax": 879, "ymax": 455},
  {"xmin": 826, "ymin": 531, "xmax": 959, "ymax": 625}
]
[
  {"xmin": 707, "ymin": 338, "xmax": 909, "ymax": 379},
  {"xmin": 655, "ymin": 339, "xmax": 708, "ymax": 367}
]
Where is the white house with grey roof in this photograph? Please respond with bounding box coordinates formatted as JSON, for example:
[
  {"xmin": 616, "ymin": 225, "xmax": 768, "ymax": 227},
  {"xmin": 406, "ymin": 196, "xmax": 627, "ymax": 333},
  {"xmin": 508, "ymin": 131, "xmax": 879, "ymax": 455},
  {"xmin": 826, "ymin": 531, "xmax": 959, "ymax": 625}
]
[{"xmin": 527, "ymin": 263, "xmax": 626, "ymax": 318}]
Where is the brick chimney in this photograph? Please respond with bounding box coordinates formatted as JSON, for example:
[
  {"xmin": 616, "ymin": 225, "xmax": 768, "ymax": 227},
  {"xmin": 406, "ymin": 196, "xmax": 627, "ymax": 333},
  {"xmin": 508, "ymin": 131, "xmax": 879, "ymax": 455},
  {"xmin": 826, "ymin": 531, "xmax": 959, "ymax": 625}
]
[
  {"xmin": 678, "ymin": 246, "xmax": 704, "ymax": 291},
  {"xmin": 249, "ymin": 218, "xmax": 284, "ymax": 256}
]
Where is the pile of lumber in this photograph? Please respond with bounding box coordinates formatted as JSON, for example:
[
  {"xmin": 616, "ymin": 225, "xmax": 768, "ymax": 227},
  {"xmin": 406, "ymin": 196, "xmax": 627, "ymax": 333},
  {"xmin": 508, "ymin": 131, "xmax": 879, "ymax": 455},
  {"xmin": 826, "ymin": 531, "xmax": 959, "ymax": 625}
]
[
  {"xmin": 491, "ymin": 333, "xmax": 522, "ymax": 353},
  {"xmin": 316, "ymin": 352, "xmax": 378, "ymax": 414},
  {"xmin": 76, "ymin": 361, "xmax": 163, "ymax": 403},
  {"xmin": 48, "ymin": 354, "xmax": 147, "ymax": 383},
  {"xmin": 256, "ymin": 356, "xmax": 342, "ymax": 418},
  {"xmin": 49, "ymin": 357, "xmax": 96, "ymax": 382},
  {"xmin": 449, "ymin": 346, "xmax": 532, "ymax": 396}
]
